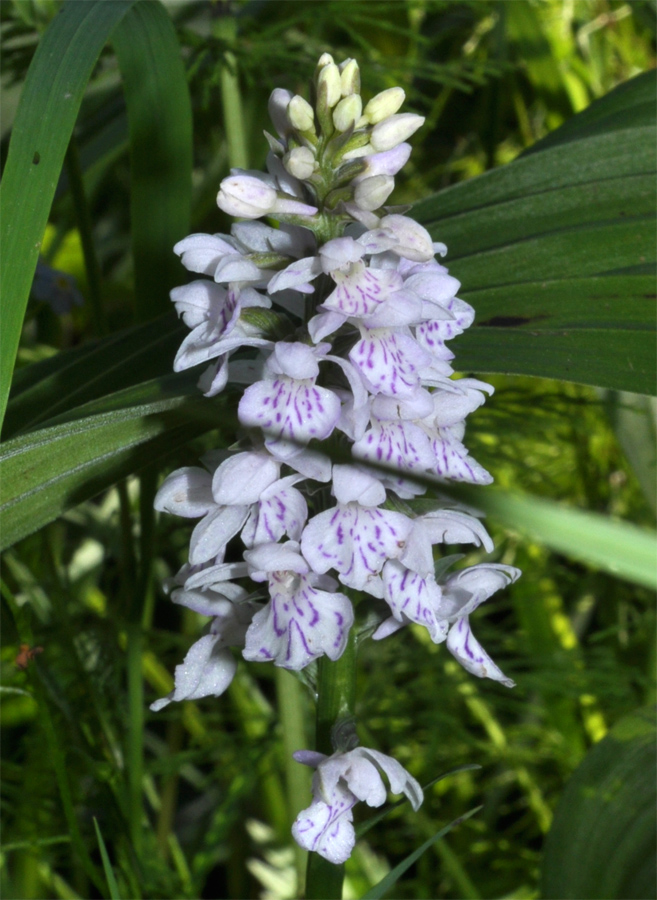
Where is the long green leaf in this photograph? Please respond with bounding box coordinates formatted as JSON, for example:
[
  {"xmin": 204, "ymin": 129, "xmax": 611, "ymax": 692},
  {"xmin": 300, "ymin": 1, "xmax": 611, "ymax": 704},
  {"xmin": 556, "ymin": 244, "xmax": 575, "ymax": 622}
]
[
  {"xmin": 541, "ymin": 706, "xmax": 656, "ymax": 900},
  {"xmin": 413, "ymin": 71, "xmax": 656, "ymax": 394},
  {"xmin": 0, "ymin": 0, "xmax": 135, "ymax": 429},
  {"xmin": 415, "ymin": 486, "xmax": 657, "ymax": 590},
  {"xmin": 112, "ymin": 2, "xmax": 192, "ymax": 321},
  {"xmin": 4, "ymin": 311, "xmax": 185, "ymax": 438},
  {"xmin": 361, "ymin": 806, "xmax": 482, "ymax": 900},
  {"xmin": 0, "ymin": 381, "xmax": 235, "ymax": 551}
]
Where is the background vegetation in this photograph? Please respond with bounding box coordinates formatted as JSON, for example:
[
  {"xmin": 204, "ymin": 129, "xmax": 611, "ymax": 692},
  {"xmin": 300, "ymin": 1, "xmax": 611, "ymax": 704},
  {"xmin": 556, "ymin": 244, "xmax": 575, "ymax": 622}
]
[{"xmin": 1, "ymin": 2, "xmax": 655, "ymax": 898}]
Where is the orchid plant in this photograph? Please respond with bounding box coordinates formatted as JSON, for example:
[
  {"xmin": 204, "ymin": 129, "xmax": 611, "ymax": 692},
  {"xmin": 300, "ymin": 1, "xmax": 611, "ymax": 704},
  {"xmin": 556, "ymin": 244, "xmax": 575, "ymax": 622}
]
[{"xmin": 152, "ymin": 53, "xmax": 520, "ymax": 890}]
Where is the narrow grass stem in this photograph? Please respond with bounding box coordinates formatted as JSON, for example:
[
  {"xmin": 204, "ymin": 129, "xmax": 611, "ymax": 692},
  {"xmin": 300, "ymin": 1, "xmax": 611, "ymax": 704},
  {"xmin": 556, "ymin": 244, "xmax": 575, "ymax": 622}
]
[
  {"xmin": 64, "ymin": 136, "xmax": 106, "ymax": 336},
  {"xmin": 214, "ymin": 15, "xmax": 249, "ymax": 170},
  {"xmin": 275, "ymin": 668, "xmax": 311, "ymax": 894},
  {"xmin": 305, "ymin": 629, "xmax": 357, "ymax": 900}
]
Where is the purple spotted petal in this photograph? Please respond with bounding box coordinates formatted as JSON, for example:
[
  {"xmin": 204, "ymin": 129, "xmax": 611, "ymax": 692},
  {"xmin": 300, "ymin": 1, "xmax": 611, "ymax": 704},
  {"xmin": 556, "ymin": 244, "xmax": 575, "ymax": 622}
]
[
  {"xmin": 323, "ymin": 265, "xmax": 403, "ymax": 318},
  {"xmin": 382, "ymin": 560, "xmax": 447, "ymax": 644},
  {"xmin": 446, "ymin": 617, "xmax": 515, "ymax": 687},
  {"xmin": 301, "ymin": 504, "xmax": 412, "ymax": 592},
  {"xmin": 430, "ymin": 429, "xmax": 493, "ymax": 485},
  {"xmin": 243, "ymin": 574, "xmax": 354, "ymax": 669},
  {"xmin": 242, "ymin": 476, "xmax": 308, "ymax": 547},
  {"xmin": 352, "ymin": 419, "xmax": 434, "ymax": 472},
  {"xmin": 238, "ymin": 377, "xmax": 341, "ymax": 444},
  {"xmin": 349, "ymin": 330, "xmax": 430, "ymax": 398},
  {"xmin": 292, "ymin": 787, "xmax": 357, "ymax": 864},
  {"xmin": 438, "ymin": 563, "xmax": 521, "ymax": 620},
  {"xmin": 170, "ymin": 280, "xmax": 234, "ymax": 329}
]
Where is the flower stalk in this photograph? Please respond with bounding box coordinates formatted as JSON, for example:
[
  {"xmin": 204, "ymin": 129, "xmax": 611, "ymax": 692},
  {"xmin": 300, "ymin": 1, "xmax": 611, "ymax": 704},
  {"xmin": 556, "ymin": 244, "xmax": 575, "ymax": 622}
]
[{"xmin": 151, "ymin": 51, "xmax": 522, "ymax": 876}]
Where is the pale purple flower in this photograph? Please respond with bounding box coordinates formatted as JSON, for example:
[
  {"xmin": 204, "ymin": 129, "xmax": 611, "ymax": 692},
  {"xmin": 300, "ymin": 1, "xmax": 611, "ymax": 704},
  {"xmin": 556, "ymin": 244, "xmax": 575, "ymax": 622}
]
[
  {"xmin": 150, "ymin": 597, "xmax": 259, "ymax": 711},
  {"xmin": 242, "ymin": 542, "xmax": 354, "ymax": 669},
  {"xmin": 301, "ymin": 465, "xmax": 413, "ymax": 596},
  {"xmin": 374, "ymin": 562, "xmax": 520, "ymax": 687},
  {"xmin": 292, "ymin": 746, "xmax": 423, "ymax": 864},
  {"xmin": 238, "ymin": 342, "xmax": 342, "ymax": 446},
  {"xmin": 154, "ymin": 451, "xmax": 308, "ymax": 567}
]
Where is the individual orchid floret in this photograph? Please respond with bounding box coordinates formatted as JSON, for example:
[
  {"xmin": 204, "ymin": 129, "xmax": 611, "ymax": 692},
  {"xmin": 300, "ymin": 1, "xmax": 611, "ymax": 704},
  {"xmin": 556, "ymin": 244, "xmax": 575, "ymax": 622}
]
[
  {"xmin": 374, "ymin": 562, "xmax": 520, "ymax": 687},
  {"xmin": 154, "ymin": 452, "xmax": 308, "ymax": 567},
  {"xmin": 242, "ymin": 542, "xmax": 354, "ymax": 669},
  {"xmin": 170, "ymin": 282, "xmax": 271, "ymax": 395},
  {"xmin": 238, "ymin": 341, "xmax": 342, "ymax": 447},
  {"xmin": 292, "ymin": 745, "xmax": 423, "ymax": 864},
  {"xmin": 150, "ymin": 597, "xmax": 259, "ymax": 711},
  {"xmin": 217, "ymin": 172, "xmax": 319, "ymax": 220},
  {"xmin": 301, "ymin": 465, "xmax": 413, "ymax": 596},
  {"xmin": 379, "ymin": 214, "xmax": 435, "ymax": 262},
  {"xmin": 440, "ymin": 563, "xmax": 521, "ymax": 687}
]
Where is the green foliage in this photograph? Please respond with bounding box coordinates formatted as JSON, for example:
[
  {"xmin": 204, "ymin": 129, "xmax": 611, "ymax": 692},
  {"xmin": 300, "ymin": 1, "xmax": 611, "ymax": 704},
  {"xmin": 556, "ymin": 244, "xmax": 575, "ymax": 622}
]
[
  {"xmin": 541, "ymin": 706, "xmax": 657, "ymax": 899},
  {"xmin": 1, "ymin": 2, "xmax": 655, "ymax": 899}
]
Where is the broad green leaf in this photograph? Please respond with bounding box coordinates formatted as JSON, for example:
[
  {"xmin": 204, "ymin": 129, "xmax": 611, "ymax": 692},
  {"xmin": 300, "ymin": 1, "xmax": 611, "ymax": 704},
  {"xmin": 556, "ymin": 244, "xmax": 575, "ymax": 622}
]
[
  {"xmin": 112, "ymin": 2, "xmax": 192, "ymax": 321},
  {"xmin": 413, "ymin": 71, "xmax": 656, "ymax": 395},
  {"xmin": 541, "ymin": 706, "xmax": 656, "ymax": 900},
  {"xmin": 361, "ymin": 806, "xmax": 482, "ymax": 900},
  {"xmin": 0, "ymin": 0, "xmax": 135, "ymax": 429},
  {"xmin": 0, "ymin": 0, "xmax": 192, "ymax": 432},
  {"xmin": 606, "ymin": 391, "xmax": 657, "ymax": 516},
  {"xmin": 523, "ymin": 68, "xmax": 656, "ymax": 151},
  {"xmin": 0, "ymin": 380, "xmax": 235, "ymax": 551},
  {"xmin": 414, "ymin": 487, "xmax": 657, "ymax": 590},
  {"xmin": 4, "ymin": 311, "xmax": 185, "ymax": 438}
]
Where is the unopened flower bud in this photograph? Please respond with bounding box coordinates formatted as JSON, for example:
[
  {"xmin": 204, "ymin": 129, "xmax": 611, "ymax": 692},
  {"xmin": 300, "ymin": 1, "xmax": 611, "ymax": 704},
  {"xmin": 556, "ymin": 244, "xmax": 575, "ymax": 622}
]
[
  {"xmin": 333, "ymin": 94, "xmax": 363, "ymax": 132},
  {"xmin": 217, "ymin": 174, "xmax": 277, "ymax": 218},
  {"xmin": 370, "ymin": 113, "xmax": 425, "ymax": 151},
  {"xmin": 355, "ymin": 143, "xmax": 412, "ymax": 181},
  {"xmin": 363, "ymin": 87, "xmax": 405, "ymax": 124},
  {"xmin": 284, "ymin": 146, "xmax": 316, "ymax": 180},
  {"xmin": 268, "ymin": 88, "xmax": 293, "ymax": 139},
  {"xmin": 339, "ymin": 58, "xmax": 360, "ymax": 96},
  {"xmin": 354, "ymin": 175, "xmax": 395, "ymax": 211},
  {"xmin": 317, "ymin": 63, "xmax": 341, "ymax": 109},
  {"xmin": 317, "ymin": 52, "xmax": 334, "ymax": 68},
  {"xmin": 288, "ymin": 95, "xmax": 315, "ymax": 132}
]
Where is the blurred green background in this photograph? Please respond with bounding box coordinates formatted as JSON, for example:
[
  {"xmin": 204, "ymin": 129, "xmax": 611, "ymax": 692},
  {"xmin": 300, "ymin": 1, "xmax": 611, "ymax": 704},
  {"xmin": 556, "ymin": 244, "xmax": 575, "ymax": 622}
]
[{"xmin": 1, "ymin": 2, "xmax": 655, "ymax": 898}]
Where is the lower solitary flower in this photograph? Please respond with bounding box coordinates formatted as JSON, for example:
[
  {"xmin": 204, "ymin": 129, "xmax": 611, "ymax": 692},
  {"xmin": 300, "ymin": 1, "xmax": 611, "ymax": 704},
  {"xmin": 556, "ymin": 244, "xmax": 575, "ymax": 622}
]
[{"xmin": 292, "ymin": 745, "xmax": 423, "ymax": 864}]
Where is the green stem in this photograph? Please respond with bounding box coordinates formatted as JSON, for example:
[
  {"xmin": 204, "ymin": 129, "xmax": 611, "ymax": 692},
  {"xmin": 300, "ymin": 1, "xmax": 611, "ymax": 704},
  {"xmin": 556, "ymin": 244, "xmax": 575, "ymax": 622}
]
[
  {"xmin": 64, "ymin": 136, "xmax": 106, "ymax": 336},
  {"xmin": 276, "ymin": 668, "xmax": 311, "ymax": 893},
  {"xmin": 305, "ymin": 629, "xmax": 357, "ymax": 900},
  {"xmin": 214, "ymin": 14, "xmax": 249, "ymax": 170}
]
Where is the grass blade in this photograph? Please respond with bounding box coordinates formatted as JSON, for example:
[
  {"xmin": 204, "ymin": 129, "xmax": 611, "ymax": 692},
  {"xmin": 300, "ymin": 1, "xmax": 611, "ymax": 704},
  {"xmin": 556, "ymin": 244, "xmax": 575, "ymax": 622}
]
[
  {"xmin": 112, "ymin": 1, "xmax": 192, "ymax": 321},
  {"xmin": 0, "ymin": 0, "xmax": 135, "ymax": 429},
  {"xmin": 92, "ymin": 818, "xmax": 121, "ymax": 900},
  {"xmin": 361, "ymin": 805, "xmax": 482, "ymax": 900}
]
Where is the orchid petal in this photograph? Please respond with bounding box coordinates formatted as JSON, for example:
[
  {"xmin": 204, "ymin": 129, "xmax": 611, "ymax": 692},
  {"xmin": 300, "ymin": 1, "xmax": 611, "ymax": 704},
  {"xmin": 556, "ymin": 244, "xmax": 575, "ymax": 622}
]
[
  {"xmin": 154, "ymin": 467, "xmax": 213, "ymax": 517},
  {"xmin": 446, "ymin": 617, "xmax": 515, "ymax": 687}
]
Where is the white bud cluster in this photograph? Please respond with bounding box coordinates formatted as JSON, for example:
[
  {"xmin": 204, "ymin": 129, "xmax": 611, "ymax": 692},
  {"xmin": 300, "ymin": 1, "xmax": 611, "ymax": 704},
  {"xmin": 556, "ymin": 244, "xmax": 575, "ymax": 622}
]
[{"xmin": 216, "ymin": 53, "xmax": 425, "ymax": 229}]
